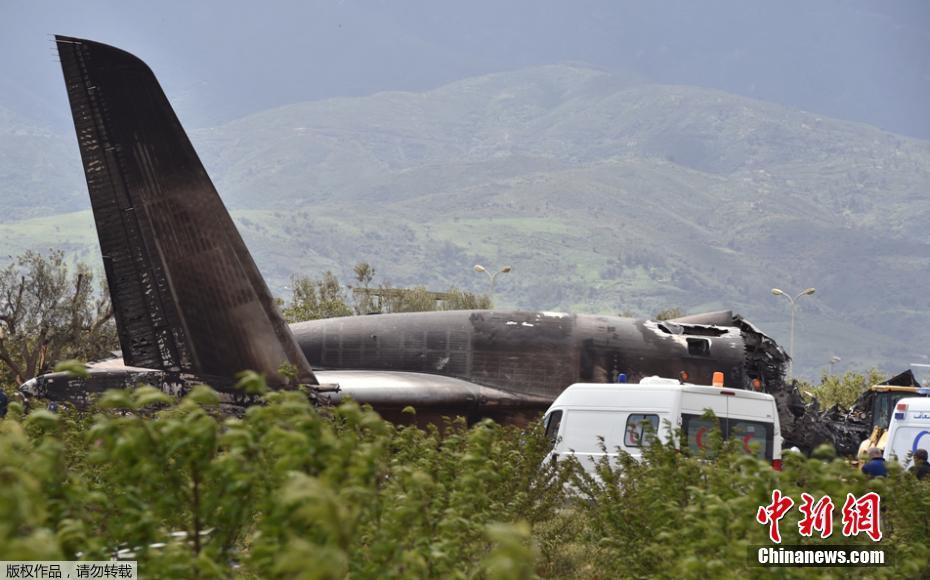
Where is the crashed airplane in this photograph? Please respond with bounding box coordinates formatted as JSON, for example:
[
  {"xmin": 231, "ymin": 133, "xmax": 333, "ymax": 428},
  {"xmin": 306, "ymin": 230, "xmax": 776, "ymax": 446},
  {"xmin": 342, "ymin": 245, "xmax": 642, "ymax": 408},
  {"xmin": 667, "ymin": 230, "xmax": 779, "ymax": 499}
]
[{"xmin": 24, "ymin": 36, "xmax": 799, "ymax": 437}]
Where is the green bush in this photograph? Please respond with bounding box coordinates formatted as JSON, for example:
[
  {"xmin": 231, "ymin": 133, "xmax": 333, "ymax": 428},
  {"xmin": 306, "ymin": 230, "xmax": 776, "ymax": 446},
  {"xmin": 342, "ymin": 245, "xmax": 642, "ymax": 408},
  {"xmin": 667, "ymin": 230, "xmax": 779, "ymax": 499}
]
[
  {"xmin": 0, "ymin": 388, "xmax": 928, "ymax": 579},
  {"xmin": 802, "ymin": 370, "xmax": 885, "ymax": 409}
]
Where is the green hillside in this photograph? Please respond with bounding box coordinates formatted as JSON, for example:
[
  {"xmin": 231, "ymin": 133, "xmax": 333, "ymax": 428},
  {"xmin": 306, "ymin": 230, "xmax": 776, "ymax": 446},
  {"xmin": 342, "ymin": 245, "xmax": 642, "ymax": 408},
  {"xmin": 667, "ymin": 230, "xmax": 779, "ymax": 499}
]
[
  {"xmin": 0, "ymin": 105, "xmax": 85, "ymax": 220},
  {"xmin": 1, "ymin": 65, "xmax": 928, "ymax": 379}
]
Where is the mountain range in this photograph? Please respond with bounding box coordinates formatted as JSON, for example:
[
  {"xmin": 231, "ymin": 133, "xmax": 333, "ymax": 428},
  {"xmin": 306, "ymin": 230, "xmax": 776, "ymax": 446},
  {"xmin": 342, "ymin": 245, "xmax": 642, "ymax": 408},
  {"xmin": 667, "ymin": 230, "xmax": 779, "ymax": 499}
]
[{"xmin": 0, "ymin": 64, "xmax": 927, "ymax": 379}]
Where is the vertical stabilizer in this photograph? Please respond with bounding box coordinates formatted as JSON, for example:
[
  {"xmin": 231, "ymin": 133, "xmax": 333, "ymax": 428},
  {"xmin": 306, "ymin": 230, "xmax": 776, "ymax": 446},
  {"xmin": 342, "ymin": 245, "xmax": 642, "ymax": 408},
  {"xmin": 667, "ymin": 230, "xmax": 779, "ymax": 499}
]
[{"xmin": 55, "ymin": 36, "xmax": 316, "ymax": 386}]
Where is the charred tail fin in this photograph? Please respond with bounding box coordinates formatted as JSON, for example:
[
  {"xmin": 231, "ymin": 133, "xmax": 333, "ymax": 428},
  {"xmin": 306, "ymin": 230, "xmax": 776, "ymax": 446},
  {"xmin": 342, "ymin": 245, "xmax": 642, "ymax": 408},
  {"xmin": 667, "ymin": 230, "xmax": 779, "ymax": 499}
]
[{"xmin": 55, "ymin": 35, "xmax": 316, "ymax": 386}]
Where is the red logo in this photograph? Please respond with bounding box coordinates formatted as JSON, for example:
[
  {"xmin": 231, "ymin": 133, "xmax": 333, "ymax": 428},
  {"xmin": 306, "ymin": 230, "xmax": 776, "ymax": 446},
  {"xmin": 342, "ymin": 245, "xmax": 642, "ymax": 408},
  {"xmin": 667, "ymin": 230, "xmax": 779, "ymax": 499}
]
[
  {"xmin": 797, "ymin": 493, "xmax": 834, "ymax": 539},
  {"xmin": 841, "ymin": 492, "xmax": 882, "ymax": 542},
  {"xmin": 756, "ymin": 489, "xmax": 795, "ymax": 543},
  {"xmin": 757, "ymin": 491, "xmax": 882, "ymax": 543}
]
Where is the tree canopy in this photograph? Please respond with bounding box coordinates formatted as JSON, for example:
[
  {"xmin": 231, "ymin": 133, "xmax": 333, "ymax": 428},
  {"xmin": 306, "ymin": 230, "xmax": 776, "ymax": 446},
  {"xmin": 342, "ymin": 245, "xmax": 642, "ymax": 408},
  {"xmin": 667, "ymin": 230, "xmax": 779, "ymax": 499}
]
[
  {"xmin": 281, "ymin": 262, "xmax": 492, "ymax": 323},
  {"xmin": 0, "ymin": 251, "xmax": 116, "ymax": 385}
]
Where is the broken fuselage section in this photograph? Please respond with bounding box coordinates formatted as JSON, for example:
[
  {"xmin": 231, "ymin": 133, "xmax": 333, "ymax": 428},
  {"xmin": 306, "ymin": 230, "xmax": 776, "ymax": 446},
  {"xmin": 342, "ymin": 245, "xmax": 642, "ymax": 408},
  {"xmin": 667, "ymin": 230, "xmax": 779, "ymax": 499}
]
[
  {"xmin": 292, "ymin": 309, "xmax": 785, "ymax": 400},
  {"xmin": 22, "ymin": 309, "xmax": 788, "ymax": 426}
]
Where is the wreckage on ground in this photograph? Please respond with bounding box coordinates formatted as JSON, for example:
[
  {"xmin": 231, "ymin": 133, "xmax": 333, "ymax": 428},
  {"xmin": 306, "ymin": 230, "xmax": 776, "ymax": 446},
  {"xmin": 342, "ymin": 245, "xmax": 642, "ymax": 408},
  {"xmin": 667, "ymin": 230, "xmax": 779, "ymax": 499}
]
[
  {"xmin": 19, "ymin": 35, "xmax": 855, "ymax": 454},
  {"xmin": 777, "ymin": 369, "xmax": 927, "ymax": 458}
]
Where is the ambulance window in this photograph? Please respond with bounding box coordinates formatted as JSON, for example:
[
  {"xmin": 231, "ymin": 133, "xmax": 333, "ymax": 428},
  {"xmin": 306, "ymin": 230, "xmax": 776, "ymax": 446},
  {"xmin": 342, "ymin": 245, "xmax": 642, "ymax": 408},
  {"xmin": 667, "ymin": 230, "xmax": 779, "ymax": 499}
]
[
  {"xmin": 682, "ymin": 414, "xmax": 720, "ymax": 454},
  {"xmin": 625, "ymin": 414, "xmax": 659, "ymax": 447},
  {"xmin": 728, "ymin": 419, "xmax": 773, "ymax": 460},
  {"xmin": 544, "ymin": 411, "xmax": 563, "ymax": 445}
]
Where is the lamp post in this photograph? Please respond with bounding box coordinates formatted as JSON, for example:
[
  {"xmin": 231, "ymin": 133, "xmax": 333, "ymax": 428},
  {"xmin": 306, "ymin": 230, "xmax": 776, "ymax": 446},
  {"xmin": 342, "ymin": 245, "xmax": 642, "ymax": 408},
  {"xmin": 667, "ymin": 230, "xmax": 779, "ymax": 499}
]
[
  {"xmin": 473, "ymin": 264, "xmax": 512, "ymax": 295},
  {"xmin": 771, "ymin": 287, "xmax": 815, "ymax": 380},
  {"xmin": 829, "ymin": 355, "xmax": 841, "ymax": 375}
]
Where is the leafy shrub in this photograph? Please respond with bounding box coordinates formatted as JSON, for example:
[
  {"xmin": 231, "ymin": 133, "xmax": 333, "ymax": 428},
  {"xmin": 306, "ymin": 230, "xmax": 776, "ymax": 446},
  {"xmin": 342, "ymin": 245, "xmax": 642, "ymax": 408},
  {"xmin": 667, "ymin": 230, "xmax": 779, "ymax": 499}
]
[
  {"xmin": 802, "ymin": 370, "xmax": 885, "ymax": 409},
  {"xmin": 0, "ymin": 388, "xmax": 927, "ymax": 579}
]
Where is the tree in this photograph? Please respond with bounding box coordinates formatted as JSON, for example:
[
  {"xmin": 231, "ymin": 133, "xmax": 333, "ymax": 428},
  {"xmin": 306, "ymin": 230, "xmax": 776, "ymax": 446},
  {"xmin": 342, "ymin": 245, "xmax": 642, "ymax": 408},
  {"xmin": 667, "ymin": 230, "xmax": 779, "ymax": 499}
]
[
  {"xmin": 281, "ymin": 272, "xmax": 354, "ymax": 323},
  {"xmin": 353, "ymin": 262, "xmax": 375, "ymax": 288},
  {"xmin": 0, "ymin": 251, "xmax": 116, "ymax": 385},
  {"xmin": 804, "ymin": 369, "xmax": 886, "ymax": 408},
  {"xmin": 654, "ymin": 307, "xmax": 684, "ymax": 321},
  {"xmin": 352, "ymin": 262, "xmax": 377, "ymax": 315},
  {"xmin": 381, "ymin": 286, "xmax": 437, "ymax": 313},
  {"xmin": 376, "ymin": 286, "xmax": 492, "ymax": 313},
  {"xmin": 440, "ymin": 288, "xmax": 493, "ymax": 311},
  {"xmin": 282, "ymin": 265, "xmax": 493, "ymax": 321}
]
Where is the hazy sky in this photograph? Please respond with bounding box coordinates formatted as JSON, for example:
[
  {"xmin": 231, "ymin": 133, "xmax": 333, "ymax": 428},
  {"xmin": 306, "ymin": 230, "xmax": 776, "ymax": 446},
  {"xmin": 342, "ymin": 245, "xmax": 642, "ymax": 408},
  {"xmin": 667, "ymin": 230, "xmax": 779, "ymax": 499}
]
[{"xmin": 3, "ymin": 0, "xmax": 929, "ymax": 136}]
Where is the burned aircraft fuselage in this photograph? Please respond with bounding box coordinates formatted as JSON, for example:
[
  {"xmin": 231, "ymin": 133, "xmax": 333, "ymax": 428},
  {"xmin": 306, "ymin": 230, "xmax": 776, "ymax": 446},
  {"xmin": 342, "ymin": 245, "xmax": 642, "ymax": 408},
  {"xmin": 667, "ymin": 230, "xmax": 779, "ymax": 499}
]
[
  {"xmin": 23, "ymin": 309, "xmax": 784, "ymax": 427},
  {"xmin": 291, "ymin": 310, "xmax": 776, "ymax": 399}
]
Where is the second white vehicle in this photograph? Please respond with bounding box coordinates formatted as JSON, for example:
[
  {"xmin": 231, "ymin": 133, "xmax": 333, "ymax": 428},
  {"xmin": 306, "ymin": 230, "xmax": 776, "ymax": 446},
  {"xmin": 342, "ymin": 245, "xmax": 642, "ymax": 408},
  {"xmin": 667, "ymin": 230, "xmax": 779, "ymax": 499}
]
[{"xmin": 882, "ymin": 396, "xmax": 930, "ymax": 467}]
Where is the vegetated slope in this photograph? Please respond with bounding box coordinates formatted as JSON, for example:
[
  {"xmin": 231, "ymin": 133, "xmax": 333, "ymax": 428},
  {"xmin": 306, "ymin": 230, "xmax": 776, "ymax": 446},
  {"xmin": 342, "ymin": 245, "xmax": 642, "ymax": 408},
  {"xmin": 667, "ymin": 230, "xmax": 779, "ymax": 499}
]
[
  {"xmin": 1, "ymin": 64, "xmax": 928, "ymax": 378},
  {"xmin": 0, "ymin": 106, "xmax": 85, "ymax": 220}
]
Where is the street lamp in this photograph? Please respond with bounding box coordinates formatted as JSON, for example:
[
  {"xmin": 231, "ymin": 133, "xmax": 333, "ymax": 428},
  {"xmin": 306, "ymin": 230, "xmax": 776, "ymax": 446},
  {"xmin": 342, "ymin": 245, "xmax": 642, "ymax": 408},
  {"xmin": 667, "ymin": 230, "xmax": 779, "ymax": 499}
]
[
  {"xmin": 829, "ymin": 355, "xmax": 841, "ymax": 375},
  {"xmin": 771, "ymin": 287, "xmax": 815, "ymax": 380},
  {"xmin": 473, "ymin": 264, "xmax": 512, "ymax": 295}
]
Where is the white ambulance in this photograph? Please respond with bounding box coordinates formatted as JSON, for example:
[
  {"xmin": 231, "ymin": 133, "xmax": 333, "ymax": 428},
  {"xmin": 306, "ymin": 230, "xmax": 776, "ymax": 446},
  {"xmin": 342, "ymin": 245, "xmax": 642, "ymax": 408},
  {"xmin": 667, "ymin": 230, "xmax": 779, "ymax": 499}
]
[
  {"xmin": 543, "ymin": 375, "xmax": 783, "ymax": 473},
  {"xmin": 881, "ymin": 396, "xmax": 930, "ymax": 467}
]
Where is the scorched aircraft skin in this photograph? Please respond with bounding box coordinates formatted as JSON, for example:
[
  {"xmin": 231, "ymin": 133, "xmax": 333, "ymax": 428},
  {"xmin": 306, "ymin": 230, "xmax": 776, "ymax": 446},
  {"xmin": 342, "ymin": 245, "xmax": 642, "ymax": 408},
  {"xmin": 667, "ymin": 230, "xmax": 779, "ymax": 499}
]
[
  {"xmin": 21, "ymin": 36, "xmax": 790, "ymax": 427},
  {"xmin": 291, "ymin": 309, "xmax": 788, "ymax": 423}
]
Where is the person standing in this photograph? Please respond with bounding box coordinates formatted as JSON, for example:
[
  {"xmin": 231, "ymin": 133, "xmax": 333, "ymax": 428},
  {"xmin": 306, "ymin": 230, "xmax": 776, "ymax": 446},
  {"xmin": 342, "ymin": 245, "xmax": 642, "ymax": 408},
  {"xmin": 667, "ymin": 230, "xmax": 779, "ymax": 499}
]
[
  {"xmin": 910, "ymin": 449, "xmax": 930, "ymax": 481},
  {"xmin": 861, "ymin": 447, "xmax": 887, "ymax": 478}
]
